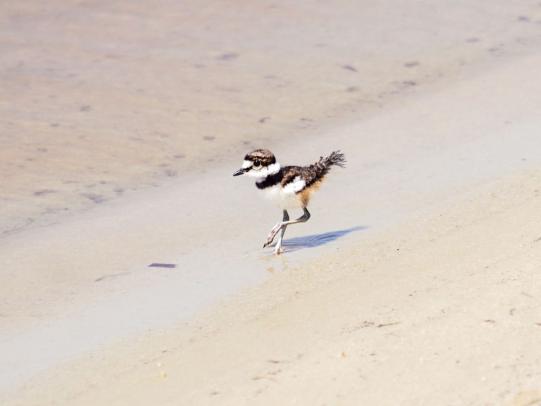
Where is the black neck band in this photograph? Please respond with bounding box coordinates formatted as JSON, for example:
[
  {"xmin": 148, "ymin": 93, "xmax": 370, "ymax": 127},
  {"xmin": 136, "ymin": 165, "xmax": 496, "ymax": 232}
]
[{"xmin": 256, "ymin": 170, "xmax": 283, "ymax": 189}]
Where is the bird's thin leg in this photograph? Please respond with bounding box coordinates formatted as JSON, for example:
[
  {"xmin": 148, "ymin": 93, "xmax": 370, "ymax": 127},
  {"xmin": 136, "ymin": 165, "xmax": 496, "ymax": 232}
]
[
  {"xmin": 274, "ymin": 210, "xmax": 289, "ymax": 254},
  {"xmin": 264, "ymin": 207, "xmax": 311, "ymax": 249},
  {"xmin": 267, "ymin": 220, "xmax": 284, "ymax": 240},
  {"xmin": 264, "ymin": 211, "xmax": 287, "ymax": 248}
]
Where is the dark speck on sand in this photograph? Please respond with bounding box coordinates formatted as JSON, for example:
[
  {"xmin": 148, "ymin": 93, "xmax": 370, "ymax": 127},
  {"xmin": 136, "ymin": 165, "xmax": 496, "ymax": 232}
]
[
  {"xmin": 402, "ymin": 80, "xmax": 417, "ymax": 87},
  {"xmin": 164, "ymin": 169, "xmax": 177, "ymax": 177},
  {"xmin": 341, "ymin": 64, "xmax": 358, "ymax": 72},
  {"xmin": 404, "ymin": 61, "xmax": 420, "ymax": 68},
  {"xmin": 33, "ymin": 189, "xmax": 56, "ymax": 196},
  {"xmin": 81, "ymin": 193, "xmax": 106, "ymax": 204},
  {"xmin": 217, "ymin": 53, "xmax": 239, "ymax": 61},
  {"xmin": 148, "ymin": 263, "xmax": 177, "ymax": 269}
]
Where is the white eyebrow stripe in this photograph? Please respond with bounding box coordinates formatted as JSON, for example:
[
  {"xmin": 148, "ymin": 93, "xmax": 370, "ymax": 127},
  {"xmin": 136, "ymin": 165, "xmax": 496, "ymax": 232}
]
[
  {"xmin": 266, "ymin": 162, "xmax": 280, "ymax": 175},
  {"xmin": 241, "ymin": 160, "xmax": 253, "ymax": 169}
]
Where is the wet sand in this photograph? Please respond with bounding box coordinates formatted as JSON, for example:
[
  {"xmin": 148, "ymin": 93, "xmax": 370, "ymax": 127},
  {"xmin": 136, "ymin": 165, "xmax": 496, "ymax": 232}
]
[{"xmin": 2, "ymin": 1, "xmax": 541, "ymax": 405}]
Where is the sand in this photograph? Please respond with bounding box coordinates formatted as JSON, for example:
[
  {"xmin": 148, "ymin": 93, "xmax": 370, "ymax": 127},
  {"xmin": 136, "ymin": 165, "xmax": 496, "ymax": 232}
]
[
  {"xmin": 14, "ymin": 168, "xmax": 541, "ymax": 406},
  {"xmin": 2, "ymin": 1, "xmax": 541, "ymax": 405},
  {"xmin": 3, "ymin": 0, "xmax": 541, "ymax": 236}
]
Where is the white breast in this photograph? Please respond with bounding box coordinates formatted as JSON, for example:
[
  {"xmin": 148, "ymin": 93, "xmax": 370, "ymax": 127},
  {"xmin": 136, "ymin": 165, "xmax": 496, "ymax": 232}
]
[{"xmin": 259, "ymin": 177, "xmax": 306, "ymax": 209}]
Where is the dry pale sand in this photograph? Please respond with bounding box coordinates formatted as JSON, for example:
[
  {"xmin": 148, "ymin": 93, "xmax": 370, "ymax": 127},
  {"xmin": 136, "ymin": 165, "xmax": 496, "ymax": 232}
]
[{"xmin": 2, "ymin": 1, "xmax": 541, "ymax": 405}]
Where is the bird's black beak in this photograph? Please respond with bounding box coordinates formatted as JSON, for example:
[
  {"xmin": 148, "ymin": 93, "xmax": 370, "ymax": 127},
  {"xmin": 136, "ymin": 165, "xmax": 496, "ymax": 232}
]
[{"xmin": 233, "ymin": 168, "xmax": 246, "ymax": 176}]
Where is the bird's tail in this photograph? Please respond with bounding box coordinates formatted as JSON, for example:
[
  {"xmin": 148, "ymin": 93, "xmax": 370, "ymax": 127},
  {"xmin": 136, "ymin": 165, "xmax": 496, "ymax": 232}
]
[{"xmin": 311, "ymin": 150, "xmax": 346, "ymax": 179}]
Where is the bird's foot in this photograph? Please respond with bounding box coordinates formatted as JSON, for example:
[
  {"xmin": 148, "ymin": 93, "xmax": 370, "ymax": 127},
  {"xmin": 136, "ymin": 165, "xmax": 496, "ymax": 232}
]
[
  {"xmin": 263, "ymin": 224, "xmax": 282, "ymax": 248},
  {"xmin": 274, "ymin": 245, "xmax": 284, "ymax": 255}
]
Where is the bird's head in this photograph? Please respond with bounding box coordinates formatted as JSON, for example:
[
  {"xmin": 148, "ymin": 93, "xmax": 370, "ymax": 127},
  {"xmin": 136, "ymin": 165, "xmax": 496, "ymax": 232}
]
[{"xmin": 233, "ymin": 149, "xmax": 280, "ymax": 178}]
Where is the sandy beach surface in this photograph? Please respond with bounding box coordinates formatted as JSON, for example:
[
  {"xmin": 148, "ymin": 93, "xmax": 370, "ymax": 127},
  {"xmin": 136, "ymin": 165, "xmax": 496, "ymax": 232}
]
[{"xmin": 2, "ymin": 1, "xmax": 541, "ymax": 405}]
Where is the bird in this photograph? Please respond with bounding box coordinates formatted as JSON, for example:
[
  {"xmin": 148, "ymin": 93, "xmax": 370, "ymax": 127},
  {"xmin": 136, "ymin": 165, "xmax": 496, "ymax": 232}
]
[{"xmin": 233, "ymin": 149, "xmax": 346, "ymax": 254}]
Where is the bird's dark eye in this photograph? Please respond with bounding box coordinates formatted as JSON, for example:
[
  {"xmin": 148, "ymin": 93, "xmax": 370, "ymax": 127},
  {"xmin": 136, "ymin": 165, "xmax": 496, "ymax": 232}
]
[{"xmin": 253, "ymin": 160, "xmax": 261, "ymax": 167}]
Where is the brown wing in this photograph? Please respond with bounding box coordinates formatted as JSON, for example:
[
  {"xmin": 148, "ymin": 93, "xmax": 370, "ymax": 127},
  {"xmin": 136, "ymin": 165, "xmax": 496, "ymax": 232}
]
[
  {"xmin": 280, "ymin": 166, "xmax": 303, "ymax": 188},
  {"xmin": 286, "ymin": 151, "xmax": 346, "ymax": 189},
  {"xmin": 280, "ymin": 165, "xmax": 321, "ymax": 190}
]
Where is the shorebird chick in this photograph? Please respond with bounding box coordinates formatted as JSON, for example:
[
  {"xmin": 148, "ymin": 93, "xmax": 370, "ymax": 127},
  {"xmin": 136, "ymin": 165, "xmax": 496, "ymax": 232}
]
[{"xmin": 233, "ymin": 149, "xmax": 346, "ymax": 254}]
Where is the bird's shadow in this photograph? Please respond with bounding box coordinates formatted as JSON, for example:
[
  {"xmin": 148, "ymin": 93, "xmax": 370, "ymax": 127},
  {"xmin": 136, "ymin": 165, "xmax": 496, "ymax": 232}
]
[{"xmin": 280, "ymin": 226, "xmax": 367, "ymax": 253}]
